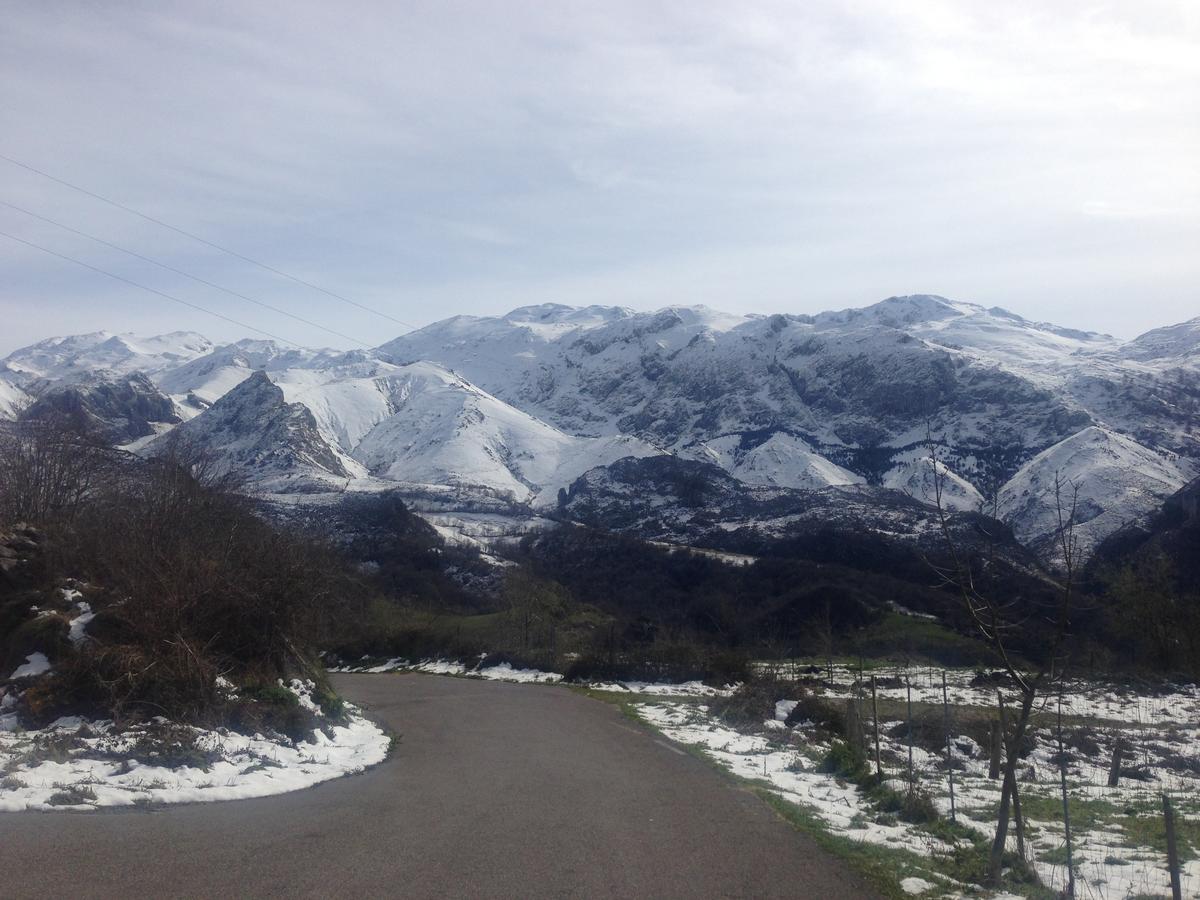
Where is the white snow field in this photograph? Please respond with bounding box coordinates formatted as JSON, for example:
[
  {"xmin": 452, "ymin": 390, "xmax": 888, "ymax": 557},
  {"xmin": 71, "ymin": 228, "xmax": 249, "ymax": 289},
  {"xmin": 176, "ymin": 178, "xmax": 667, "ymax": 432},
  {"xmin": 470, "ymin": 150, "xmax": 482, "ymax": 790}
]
[
  {"xmin": 636, "ymin": 663, "xmax": 1200, "ymax": 899},
  {"xmin": 0, "ymin": 680, "xmax": 389, "ymax": 812}
]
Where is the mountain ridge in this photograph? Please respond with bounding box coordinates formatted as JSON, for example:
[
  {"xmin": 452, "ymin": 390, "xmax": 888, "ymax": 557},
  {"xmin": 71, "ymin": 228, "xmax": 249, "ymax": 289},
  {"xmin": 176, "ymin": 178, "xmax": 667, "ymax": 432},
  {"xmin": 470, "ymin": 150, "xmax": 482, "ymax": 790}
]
[{"xmin": 2, "ymin": 296, "xmax": 1196, "ymax": 560}]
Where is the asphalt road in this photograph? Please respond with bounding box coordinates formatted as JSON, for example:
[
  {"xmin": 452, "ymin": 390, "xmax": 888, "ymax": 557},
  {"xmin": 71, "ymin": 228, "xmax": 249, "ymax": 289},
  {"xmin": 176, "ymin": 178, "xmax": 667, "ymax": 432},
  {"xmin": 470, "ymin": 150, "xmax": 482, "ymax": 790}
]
[{"xmin": 1, "ymin": 674, "xmax": 880, "ymax": 899}]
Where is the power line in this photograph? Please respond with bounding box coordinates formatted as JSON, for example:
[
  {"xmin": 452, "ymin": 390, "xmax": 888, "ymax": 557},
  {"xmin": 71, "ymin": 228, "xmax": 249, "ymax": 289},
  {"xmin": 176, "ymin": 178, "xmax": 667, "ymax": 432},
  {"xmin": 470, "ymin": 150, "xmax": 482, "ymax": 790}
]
[
  {"xmin": 1, "ymin": 199, "xmax": 372, "ymax": 348},
  {"xmin": 0, "ymin": 228, "xmax": 303, "ymax": 348},
  {"xmin": 0, "ymin": 151, "xmax": 418, "ymax": 331}
]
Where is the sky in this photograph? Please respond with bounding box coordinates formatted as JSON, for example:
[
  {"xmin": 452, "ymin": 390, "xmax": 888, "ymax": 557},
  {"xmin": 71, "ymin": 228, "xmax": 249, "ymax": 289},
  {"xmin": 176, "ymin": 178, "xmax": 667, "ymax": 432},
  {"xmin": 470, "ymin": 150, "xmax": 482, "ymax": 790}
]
[{"xmin": 1, "ymin": 0, "xmax": 1197, "ymax": 355}]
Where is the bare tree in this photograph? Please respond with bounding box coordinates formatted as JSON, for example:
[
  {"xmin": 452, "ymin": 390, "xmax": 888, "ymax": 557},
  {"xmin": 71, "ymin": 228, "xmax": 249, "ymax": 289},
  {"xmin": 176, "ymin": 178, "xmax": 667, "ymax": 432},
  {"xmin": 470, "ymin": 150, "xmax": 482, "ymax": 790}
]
[
  {"xmin": 925, "ymin": 431, "xmax": 1080, "ymax": 885},
  {"xmin": 0, "ymin": 411, "xmax": 118, "ymax": 526}
]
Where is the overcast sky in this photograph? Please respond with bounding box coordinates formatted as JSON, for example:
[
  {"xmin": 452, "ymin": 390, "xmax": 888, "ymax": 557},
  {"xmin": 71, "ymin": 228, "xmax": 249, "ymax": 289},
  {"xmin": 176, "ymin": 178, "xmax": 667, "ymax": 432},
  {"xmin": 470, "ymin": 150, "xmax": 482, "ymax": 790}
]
[{"xmin": 1, "ymin": 0, "xmax": 1197, "ymax": 354}]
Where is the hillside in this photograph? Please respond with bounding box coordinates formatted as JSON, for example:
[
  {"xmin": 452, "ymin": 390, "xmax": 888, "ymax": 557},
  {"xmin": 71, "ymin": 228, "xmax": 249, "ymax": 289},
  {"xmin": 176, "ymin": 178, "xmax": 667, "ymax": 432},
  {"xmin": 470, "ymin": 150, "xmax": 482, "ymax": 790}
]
[{"xmin": 3, "ymin": 296, "xmax": 1197, "ymax": 562}]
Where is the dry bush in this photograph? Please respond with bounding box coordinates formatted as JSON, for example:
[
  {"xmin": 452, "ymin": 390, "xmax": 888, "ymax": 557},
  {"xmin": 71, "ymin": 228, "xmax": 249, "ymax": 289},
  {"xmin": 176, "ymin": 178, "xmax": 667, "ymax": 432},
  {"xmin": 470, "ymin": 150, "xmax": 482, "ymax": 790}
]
[
  {"xmin": 0, "ymin": 413, "xmax": 118, "ymax": 526},
  {"xmin": 2, "ymin": 419, "xmax": 365, "ymax": 733}
]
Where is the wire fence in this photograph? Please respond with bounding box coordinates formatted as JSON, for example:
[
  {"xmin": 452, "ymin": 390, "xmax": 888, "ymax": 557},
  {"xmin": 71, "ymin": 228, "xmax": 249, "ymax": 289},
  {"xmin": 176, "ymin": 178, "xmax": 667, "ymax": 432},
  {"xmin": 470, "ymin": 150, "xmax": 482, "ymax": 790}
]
[{"xmin": 756, "ymin": 660, "xmax": 1198, "ymax": 898}]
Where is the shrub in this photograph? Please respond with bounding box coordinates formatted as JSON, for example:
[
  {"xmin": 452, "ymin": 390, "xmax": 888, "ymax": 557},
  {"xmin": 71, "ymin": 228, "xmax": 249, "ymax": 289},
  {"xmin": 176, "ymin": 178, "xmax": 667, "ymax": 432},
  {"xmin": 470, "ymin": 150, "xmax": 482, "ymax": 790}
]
[
  {"xmin": 1, "ymin": 421, "xmax": 365, "ymax": 734},
  {"xmin": 46, "ymin": 785, "xmax": 97, "ymax": 806},
  {"xmin": 709, "ymin": 679, "xmax": 782, "ymax": 728},
  {"xmin": 818, "ymin": 739, "xmax": 869, "ymax": 780},
  {"xmin": 115, "ymin": 722, "xmax": 225, "ymax": 770},
  {"xmin": 866, "ymin": 783, "xmax": 940, "ymax": 824},
  {"xmin": 783, "ymin": 688, "xmax": 846, "ymax": 736}
]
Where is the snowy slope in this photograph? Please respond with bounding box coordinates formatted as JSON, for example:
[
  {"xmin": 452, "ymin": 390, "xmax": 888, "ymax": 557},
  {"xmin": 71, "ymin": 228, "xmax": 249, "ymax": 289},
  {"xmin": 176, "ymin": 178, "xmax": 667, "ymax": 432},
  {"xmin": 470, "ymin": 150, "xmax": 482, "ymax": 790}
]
[
  {"xmin": 377, "ymin": 304, "xmax": 754, "ymax": 439},
  {"xmin": 0, "ymin": 331, "xmax": 212, "ymax": 383},
  {"xmin": 151, "ymin": 371, "xmax": 354, "ymax": 491},
  {"xmin": 278, "ymin": 361, "xmax": 662, "ymax": 505},
  {"xmin": 156, "ymin": 360, "xmax": 664, "ymax": 505},
  {"xmin": 686, "ymin": 432, "xmax": 864, "ymax": 490},
  {"xmin": 154, "ymin": 340, "xmax": 359, "ymax": 410},
  {"xmin": 9, "ymin": 296, "xmax": 1200, "ymax": 559},
  {"xmin": 817, "ymin": 295, "xmax": 1118, "ymax": 371},
  {"xmin": 882, "ymin": 451, "xmax": 984, "ymax": 513},
  {"xmin": 378, "ymin": 300, "xmax": 1089, "ymax": 469},
  {"xmin": 372, "ymin": 297, "xmax": 1200, "ymax": 555},
  {"xmin": 0, "ymin": 378, "xmax": 28, "ymax": 419},
  {"xmin": 1119, "ymin": 315, "xmax": 1200, "ymax": 363},
  {"xmin": 998, "ymin": 426, "xmax": 1196, "ymax": 560}
]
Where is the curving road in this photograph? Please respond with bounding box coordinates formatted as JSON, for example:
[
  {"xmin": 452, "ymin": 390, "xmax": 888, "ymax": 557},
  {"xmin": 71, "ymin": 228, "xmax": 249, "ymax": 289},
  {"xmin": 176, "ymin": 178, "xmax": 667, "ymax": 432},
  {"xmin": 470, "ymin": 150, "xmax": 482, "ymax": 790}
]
[{"xmin": 0, "ymin": 674, "xmax": 880, "ymax": 898}]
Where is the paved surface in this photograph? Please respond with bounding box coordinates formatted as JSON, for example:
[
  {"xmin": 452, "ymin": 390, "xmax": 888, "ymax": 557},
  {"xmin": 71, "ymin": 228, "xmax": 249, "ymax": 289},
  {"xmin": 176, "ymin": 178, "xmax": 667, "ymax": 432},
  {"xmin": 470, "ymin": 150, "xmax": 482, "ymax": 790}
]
[{"xmin": 0, "ymin": 674, "xmax": 880, "ymax": 898}]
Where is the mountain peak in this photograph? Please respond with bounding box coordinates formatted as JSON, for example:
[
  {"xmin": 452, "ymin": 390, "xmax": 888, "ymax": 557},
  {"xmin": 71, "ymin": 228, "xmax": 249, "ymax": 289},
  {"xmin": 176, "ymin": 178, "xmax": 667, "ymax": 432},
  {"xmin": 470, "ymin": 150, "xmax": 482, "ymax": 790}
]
[
  {"xmin": 502, "ymin": 303, "xmax": 634, "ymax": 326},
  {"xmin": 1123, "ymin": 315, "xmax": 1200, "ymax": 361}
]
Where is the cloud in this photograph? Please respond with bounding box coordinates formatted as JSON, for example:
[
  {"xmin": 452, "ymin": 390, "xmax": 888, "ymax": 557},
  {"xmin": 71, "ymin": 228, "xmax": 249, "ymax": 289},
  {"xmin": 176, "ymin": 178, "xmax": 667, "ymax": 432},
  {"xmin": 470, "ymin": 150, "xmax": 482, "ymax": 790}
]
[{"xmin": 0, "ymin": 0, "xmax": 1197, "ymax": 352}]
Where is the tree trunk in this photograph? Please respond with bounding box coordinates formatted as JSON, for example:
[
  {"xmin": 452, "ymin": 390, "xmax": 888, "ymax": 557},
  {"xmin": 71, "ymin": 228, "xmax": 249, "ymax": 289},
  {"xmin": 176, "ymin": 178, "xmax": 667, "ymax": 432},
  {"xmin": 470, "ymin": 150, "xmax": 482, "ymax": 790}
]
[{"xmin": 989, "ymin": 688, "xmax": 1035, "ymax": 884}]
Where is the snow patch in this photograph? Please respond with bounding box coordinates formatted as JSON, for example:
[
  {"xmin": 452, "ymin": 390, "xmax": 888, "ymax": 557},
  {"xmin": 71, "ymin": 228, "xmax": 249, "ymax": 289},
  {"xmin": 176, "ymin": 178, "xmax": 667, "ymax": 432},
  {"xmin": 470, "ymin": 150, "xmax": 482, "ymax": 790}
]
[
  {"xmin": 0, "ymin": 681, "xmax": 389, "ymax": 812},
  {"xmin": 11, "ymin": 653, "xmax": 52, "ymax": 679}
]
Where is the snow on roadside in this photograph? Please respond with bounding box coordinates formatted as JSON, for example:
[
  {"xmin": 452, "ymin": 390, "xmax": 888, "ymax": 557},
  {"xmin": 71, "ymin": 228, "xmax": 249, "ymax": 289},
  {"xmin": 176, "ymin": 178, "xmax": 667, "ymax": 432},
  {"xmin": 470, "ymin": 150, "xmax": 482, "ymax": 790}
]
[
  {"xmin": 653, "ymin": 664, "xmax": 1200, "ymax": 899},
  {"xmin": 637, "ymin": 703, "xmax": 953, "ymax": 859},
  {"xmin": 475, "ymin": 662, "xmax": 562, "ymax": 684},
  {"xmin": 0, "ymin": 680, "xmax": 389, "ymax": 812},
  {"xmin": 330, "ymin": 656, "xmax": 733, "ymax": 695},
  {"xmin": 587, "ymin": 680, "xmax": 735, "ymax": 697},
  {"xmin": 334, "ymin": 657, "xmax": 560, "ymax": 684}
]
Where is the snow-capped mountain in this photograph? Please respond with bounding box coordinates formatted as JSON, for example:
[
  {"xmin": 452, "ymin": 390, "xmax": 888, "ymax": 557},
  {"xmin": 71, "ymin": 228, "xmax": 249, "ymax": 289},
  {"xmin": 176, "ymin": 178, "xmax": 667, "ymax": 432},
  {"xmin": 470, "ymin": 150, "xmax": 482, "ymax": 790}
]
[
  {"xmin": 3, "ymin": 296, "xmax": 1197, "ymax": 560},
  {"xmin": 1118, "ymin": 316, "xmax": 1200, "ymax": 363},
  {"xmin": 152, "ymin": 370, "xmax": 352, "ymax": 492},
  {"xmin": 0, "ymin": 331, "xmax": 213, "ymax": 383},
  {"xmin": 997, "ymin": 426, "xmax": 1193, "ymax": 561},
  {"xmin": 145, "ymin": 352, "xmax": 663, "ymax": 506}
]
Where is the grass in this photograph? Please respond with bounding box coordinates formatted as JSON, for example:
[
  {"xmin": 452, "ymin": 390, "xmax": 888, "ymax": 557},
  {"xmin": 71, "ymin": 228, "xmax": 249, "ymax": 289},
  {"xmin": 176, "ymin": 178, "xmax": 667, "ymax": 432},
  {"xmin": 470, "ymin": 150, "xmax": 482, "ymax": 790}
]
[
  {"xmin": 753, "ymin": 789, "xmax": 914, "ymax": 900},
  {"xmin": 1120, "ymin": 809, "xmax": 1200, "ymax": 862},
  {"xmin": 847, "ymin": 613, "xmax": 1003, "ymax": 669},
  {"xmin": 584, "ymin": 688, "xmax": 937, "ymax": 900},
  {"xmin": 971, "ymin": 790, "xmax": 1200, "ymax": 864},
  {"xmin": 46, "ymin": 784, "xmax": 97, "ymax": 806},
  {"xmin": 587, "ymin": 655, "xmax": 1200, "ymax": 900},
  {"xmin": 594, "ymin": 680, "xmax": 1077, "ymax": 899},
  {"xmin": 982, "ymin": 792, "xmax": 1121, "ymax": 834}
]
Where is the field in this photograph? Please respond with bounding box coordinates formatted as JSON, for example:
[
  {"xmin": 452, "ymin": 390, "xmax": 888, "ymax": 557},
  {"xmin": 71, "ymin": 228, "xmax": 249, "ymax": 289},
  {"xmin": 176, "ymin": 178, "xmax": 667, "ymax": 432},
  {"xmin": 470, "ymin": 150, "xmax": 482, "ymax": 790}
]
[{"xmin": 632, "ymin": 662, "xmax": 1200, "ymax": 899}]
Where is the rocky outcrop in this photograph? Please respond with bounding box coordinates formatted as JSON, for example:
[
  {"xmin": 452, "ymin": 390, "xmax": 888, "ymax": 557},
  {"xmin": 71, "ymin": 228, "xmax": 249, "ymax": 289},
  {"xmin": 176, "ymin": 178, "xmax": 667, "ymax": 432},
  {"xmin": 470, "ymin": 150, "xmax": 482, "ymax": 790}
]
[
  {"xmin": 149, "ymin": 370, "xmax": 350, "ymax": 491},
  {"xmin": 21, "ymin": 372, "xmax": 179, "ymax": 444}
]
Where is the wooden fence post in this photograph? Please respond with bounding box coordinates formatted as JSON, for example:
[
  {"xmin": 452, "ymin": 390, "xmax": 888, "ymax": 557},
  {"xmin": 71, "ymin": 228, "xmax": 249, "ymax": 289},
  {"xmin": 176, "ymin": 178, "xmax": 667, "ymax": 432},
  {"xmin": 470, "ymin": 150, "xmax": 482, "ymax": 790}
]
[
  {"xmin": 906, "ymin": 676, "xmax": 915, "ymax": 794},
  {"xmin": 988, "ymin": 719, "xmax": 1001, "ymax": 780},
  {"xmin": 846, "ymin": 697, "xmax": 863, "ymax": 758},
  {"xmin": 1107, "ymin": 739, "xmax": 1124, "ymax": 788},
  {"xmin": 942, "ymin": 671, "xmax": 956, "ymax": 823},
  {"xmin": 1163, "ymin": 793, "xmax": 1183, "ymax": 900},
  {"xmin": 871, "ymin": 674, "xmax": 882, "ymax": 779}
]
